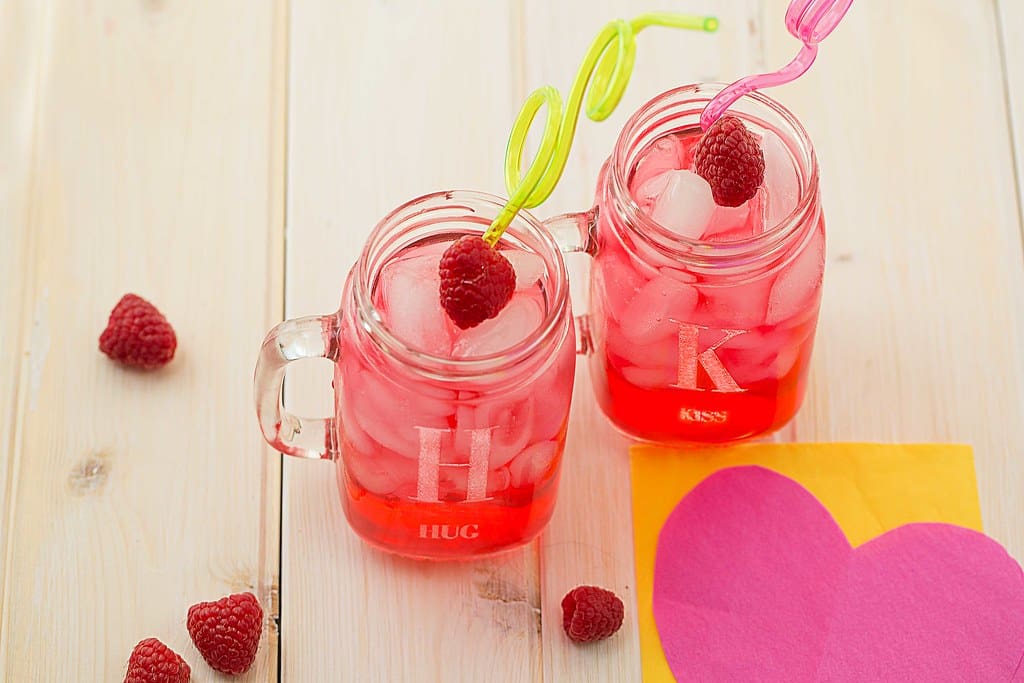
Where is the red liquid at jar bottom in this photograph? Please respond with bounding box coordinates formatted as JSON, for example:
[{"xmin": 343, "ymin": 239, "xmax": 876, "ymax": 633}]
[
  {"xmin": 338, "ymin": 456, "xmax": 562, "ymax": 559},
  {"xmin": 591, "ymin": 345, "xmax": 813, "ymax": 444}
]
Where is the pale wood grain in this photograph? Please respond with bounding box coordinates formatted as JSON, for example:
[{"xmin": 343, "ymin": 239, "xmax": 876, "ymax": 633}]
[
  {"xmin": 519, "ymin": 3, "xmax": 761, "ymax": 681},
  {"xmin": 4, "ymin": 1, "xmax": 1018, "ymax": 681},
  {"xmin": 0, "ymin": 1, "xmax": 285, "ymax": 680},
  {"xmin": 760, "ymin": 0, "xmax": 1024, "ymax": 556},
  {"xmin": 284, "ymin": 2, "xmax": 542, "ymax": 682},
  {"xmin": 998, "ymin": 0, "xmax": 1024, "ymax": 238},
  {"xmin": 0, "ymin": 0, "xmax": 48, "ymax": 615}
]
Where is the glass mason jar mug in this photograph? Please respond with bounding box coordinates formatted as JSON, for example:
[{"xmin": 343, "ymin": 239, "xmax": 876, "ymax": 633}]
[
  {"xmin": 574, "ymin": 84, "xmax": 826, "ymax": 443},
  {"xmin": 254, "ymin": 191, "xmax": 577, "ymax": 559}
]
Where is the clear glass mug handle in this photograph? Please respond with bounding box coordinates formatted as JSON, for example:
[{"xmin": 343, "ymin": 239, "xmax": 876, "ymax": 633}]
[
  {"xmin": 542, "ymin": 207, "xmax": 599, "ymax": 354},
  {"xmin": 254, "ymin": 314, "xmax": 340, "ymax": 460}
]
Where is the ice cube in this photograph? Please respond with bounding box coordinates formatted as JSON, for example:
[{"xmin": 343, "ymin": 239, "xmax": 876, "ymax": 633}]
[
  {"xmin": 338, "ymin": 389, "xmax": 379, "ymax": 457},
  {"xmin": 713, "ymin": 328, "xmax": 777, "ymax": 387},
  {"xmin": 748, "ymin": 187, "xmax": 769, "ymax": 236},
  {"xmin": 347, "ymin": 370, "xmax": 451, "ymax": 457},
  {"xmin": 451, "ymin": 404, "xmax": 476, "ymax": 464},
  {"xmin": 633, "ymin": 171, "xmax": 672, "ymax": 215},
  {"xmin": 378, "ymin": 252, "xmax": 453, "ymax": 356},
  {"xmin": 508, "ymin": 440, "xmax": 560, "ymax": 488},
  {"xmin": 459, "ymin": 395, "xmax": 535, "ymax": 470},
  {"xmin": 595, "ymin": 246, "xmax": 647, "ymax": 323},
  {"xmin": 343, "ymin": 447, "xmax": 420, "ymax": 496},
  {"xmin": 488, "ymin": 400, "xmax": 534, "ymax": 470},
  {"xmin": 771, "ymin": 343, "xmax": 803, "ymax": 379},
  {"xmin": 658, "ymin": 266, "xmax": 697, "ymax": 284},
  {"xmin": 701, "ymin": 202, "xmax": 750, "ymax": 241},
  {"xmin": 619, "ymin": 274, "xmax": 700, "ymax": 345},
  {"xmin": 502, "ymin": 250, "xmax": 546, "ymax": 290},
  {"xmin": 621, "ymin": 364, "xmax": 677, "ymax": 389},
  {"xmin": 702, "ymin": 188, "xmax": 768, "ymax": 242},
  {"xmin": 607, "ymin": 326, "xmax": 678, "ymax": 369},
  {"xmin": 439, "ymin": 464, "xmax": 513, "ymax": 500},
  {"xmin": 490, "ymin": 467, "xmax": 512, "ymax": 492},
  {"xmin": 696, "ymin": 276, "xmax": 772, "ymax": 330},
  {"xmin": 649, "ymin": 170, "xmax": 717, "ymax": 240},
  {"xmin": 530, "ymin": 348, "xmax": 574, "ymax": 441},
  {"xmin": 451, "ymin": 289, "xmax": 544, "ymax": 358},
  {"xmin": 762, "ymin": 130, "xmax": 799, "ymax": 226},
  {"xmin": 714, "ymin": 325, "xmax": 810, "ymax": 388},
  {"xmin": 618, "ymin": 224, "xmax": 676, "ymax": 273},
  {"xmin": 366, "ymin": 369, "xmax": 455, "ymax": 421},
  {"xmin": 766, "ymin": 226, "xmax": 825, "ymax": 325},
  {"xmin": 630, "ymin": 135, "xmax": 685, "ymax": 195},
  {"xmin": 532, "ymin": 389, "xmax": 569, "ymax": 443}
]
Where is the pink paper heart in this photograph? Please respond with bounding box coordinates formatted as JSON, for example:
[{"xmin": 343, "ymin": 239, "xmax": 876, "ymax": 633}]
[{"xmin": 653, "ymin": 466, "xmax": 1024, "ymax": 682}]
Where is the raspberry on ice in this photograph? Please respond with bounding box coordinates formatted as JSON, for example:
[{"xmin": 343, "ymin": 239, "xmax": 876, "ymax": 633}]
[
  {"xmin": 694, "ymin": 115, "xmax": 765, "ymax": 207},
  {"xmin": 439, "ymin": 235, "xmax": 516, "ymax": 329}
]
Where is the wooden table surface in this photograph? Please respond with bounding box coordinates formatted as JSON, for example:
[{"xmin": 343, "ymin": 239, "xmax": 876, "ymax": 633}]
[{"xmin": 3, "ymin": 1, "xmax": 1024, "ymax": 680}]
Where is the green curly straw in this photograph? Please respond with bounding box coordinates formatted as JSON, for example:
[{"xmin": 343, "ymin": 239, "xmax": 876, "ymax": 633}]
[{"xmin": 482, "ymin": 13, "xmax": 719, "ymax": 246}]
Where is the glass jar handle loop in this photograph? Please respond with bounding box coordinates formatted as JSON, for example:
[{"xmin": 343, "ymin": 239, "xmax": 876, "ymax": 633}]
[
  {"xmin": 254, "ymin": 314, "xmax": 340, "ymax": 460},
  {"xmin": 543, "ymin": 208, "xmax": 599, "ymax": 355}
]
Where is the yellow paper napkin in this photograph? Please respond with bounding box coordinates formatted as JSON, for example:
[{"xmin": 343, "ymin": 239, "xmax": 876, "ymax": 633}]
[{"xmin": 630, "ymin": 443, "xmax": 981, "ymax": 682}]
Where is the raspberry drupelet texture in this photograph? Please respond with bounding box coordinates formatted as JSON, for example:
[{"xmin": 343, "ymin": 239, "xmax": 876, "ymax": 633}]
[
  {"xmin": 561, "ymin": 585, "xmax": 625, "ymax": 643},
  {"xmin": 438, "ymin": 235, "xmax": 516, "ymax": 329},
  {"xmin": 99, "ymin": 294, "xmax": 177, "ymax": 369},
  {"xmin": 123, "ymin": 638, "xmax": 191, "ymax": 683},
  {"xmin": 693, "ymin": 115, "xmax": 766, "ymax": 207},
  {"xmin": 187, "ymin": 591, "xmax": 263, "ymax": 675}
]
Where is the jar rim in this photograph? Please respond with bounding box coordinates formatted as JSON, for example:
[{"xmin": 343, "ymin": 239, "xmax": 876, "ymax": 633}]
[
  {"xmin": 608, "ymin": 83, "xmax": 820, "ymax": 266},
  {"xmin": 351, "ymin": 190, "xmax": 571, "ymax": 381}
]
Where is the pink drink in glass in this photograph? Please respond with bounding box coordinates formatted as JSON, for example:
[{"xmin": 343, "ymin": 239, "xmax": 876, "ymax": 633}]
[
  {"xmin": 588, "ymin": 85, "xmax": 825, "ymax": 443},
  {"xmin": 336, "ymin": 238, "xmax": 575, "ymax": 558},
  {"xmin": 255, "ymin": 192, "xmax": 576, "ymax": 559}
]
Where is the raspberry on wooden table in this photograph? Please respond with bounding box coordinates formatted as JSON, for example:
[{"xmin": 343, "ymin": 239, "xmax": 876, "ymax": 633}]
[
  {"xmin": 99, "ymin": 293, "xmax": 177, "ymax": 369},
  {"xmin": 187, "ymin": 591, "xmax": 263, "ymax": 675},
  {"xmin": 561, "ymin": 585, "xmax": 625, "ymax": 643},
  {"xmin": 124, "ymin": 637, "xmax": 191, "ymax": 683},
  {"xmin": 693, "ymin": 115, "xmax": 765, "ymax": 207},
  {"xmin": 438, "ymin": 235, "xmax": 516, "ymax": 329}
]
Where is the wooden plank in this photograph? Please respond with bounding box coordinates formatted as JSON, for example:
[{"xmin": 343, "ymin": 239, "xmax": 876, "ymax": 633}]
[
  {"xmin": 998, "ymin": 0, "xmax": 1024, "ymax": 236},
  {"xmin": 0, "ymin": 1, "xmax": 285, "ymax": 680},
  {"xmin": 519, "ymin": 2, "xmax": 761, "ymax": 680},
  {"xmin": 761, "ymin": 0, "xmax": 1024, "ymax": 555},
  {"xmin": 283, "ymin": 2, "xmax": 542, "ymax": 681},
  {"xmin": 0, "ymin": 0, "xmax": 48, "ymax": 610}
]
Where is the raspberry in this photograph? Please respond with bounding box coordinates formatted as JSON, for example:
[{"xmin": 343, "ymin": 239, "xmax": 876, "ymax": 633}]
[
  {"xmin": 438, "ymin": 235, "xmax": 515, "ymax": 329},
  {"xmin": 561, "ymin": 585, "xmax": 624, "ymax": 643},
  {"xmin": 124, "ymin": 638, "xmax": 191, "ymax": 683},
  {"xmin": 187, "ymin": 591, "xmax": 263, "ymax": 675},
  {"xmin": 693, "ymin": 115, "xmax": 765, "ymax": 207},
  {"xmin": 99, "ymin": 294, "xmax": 177, "ymax": 369}
]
